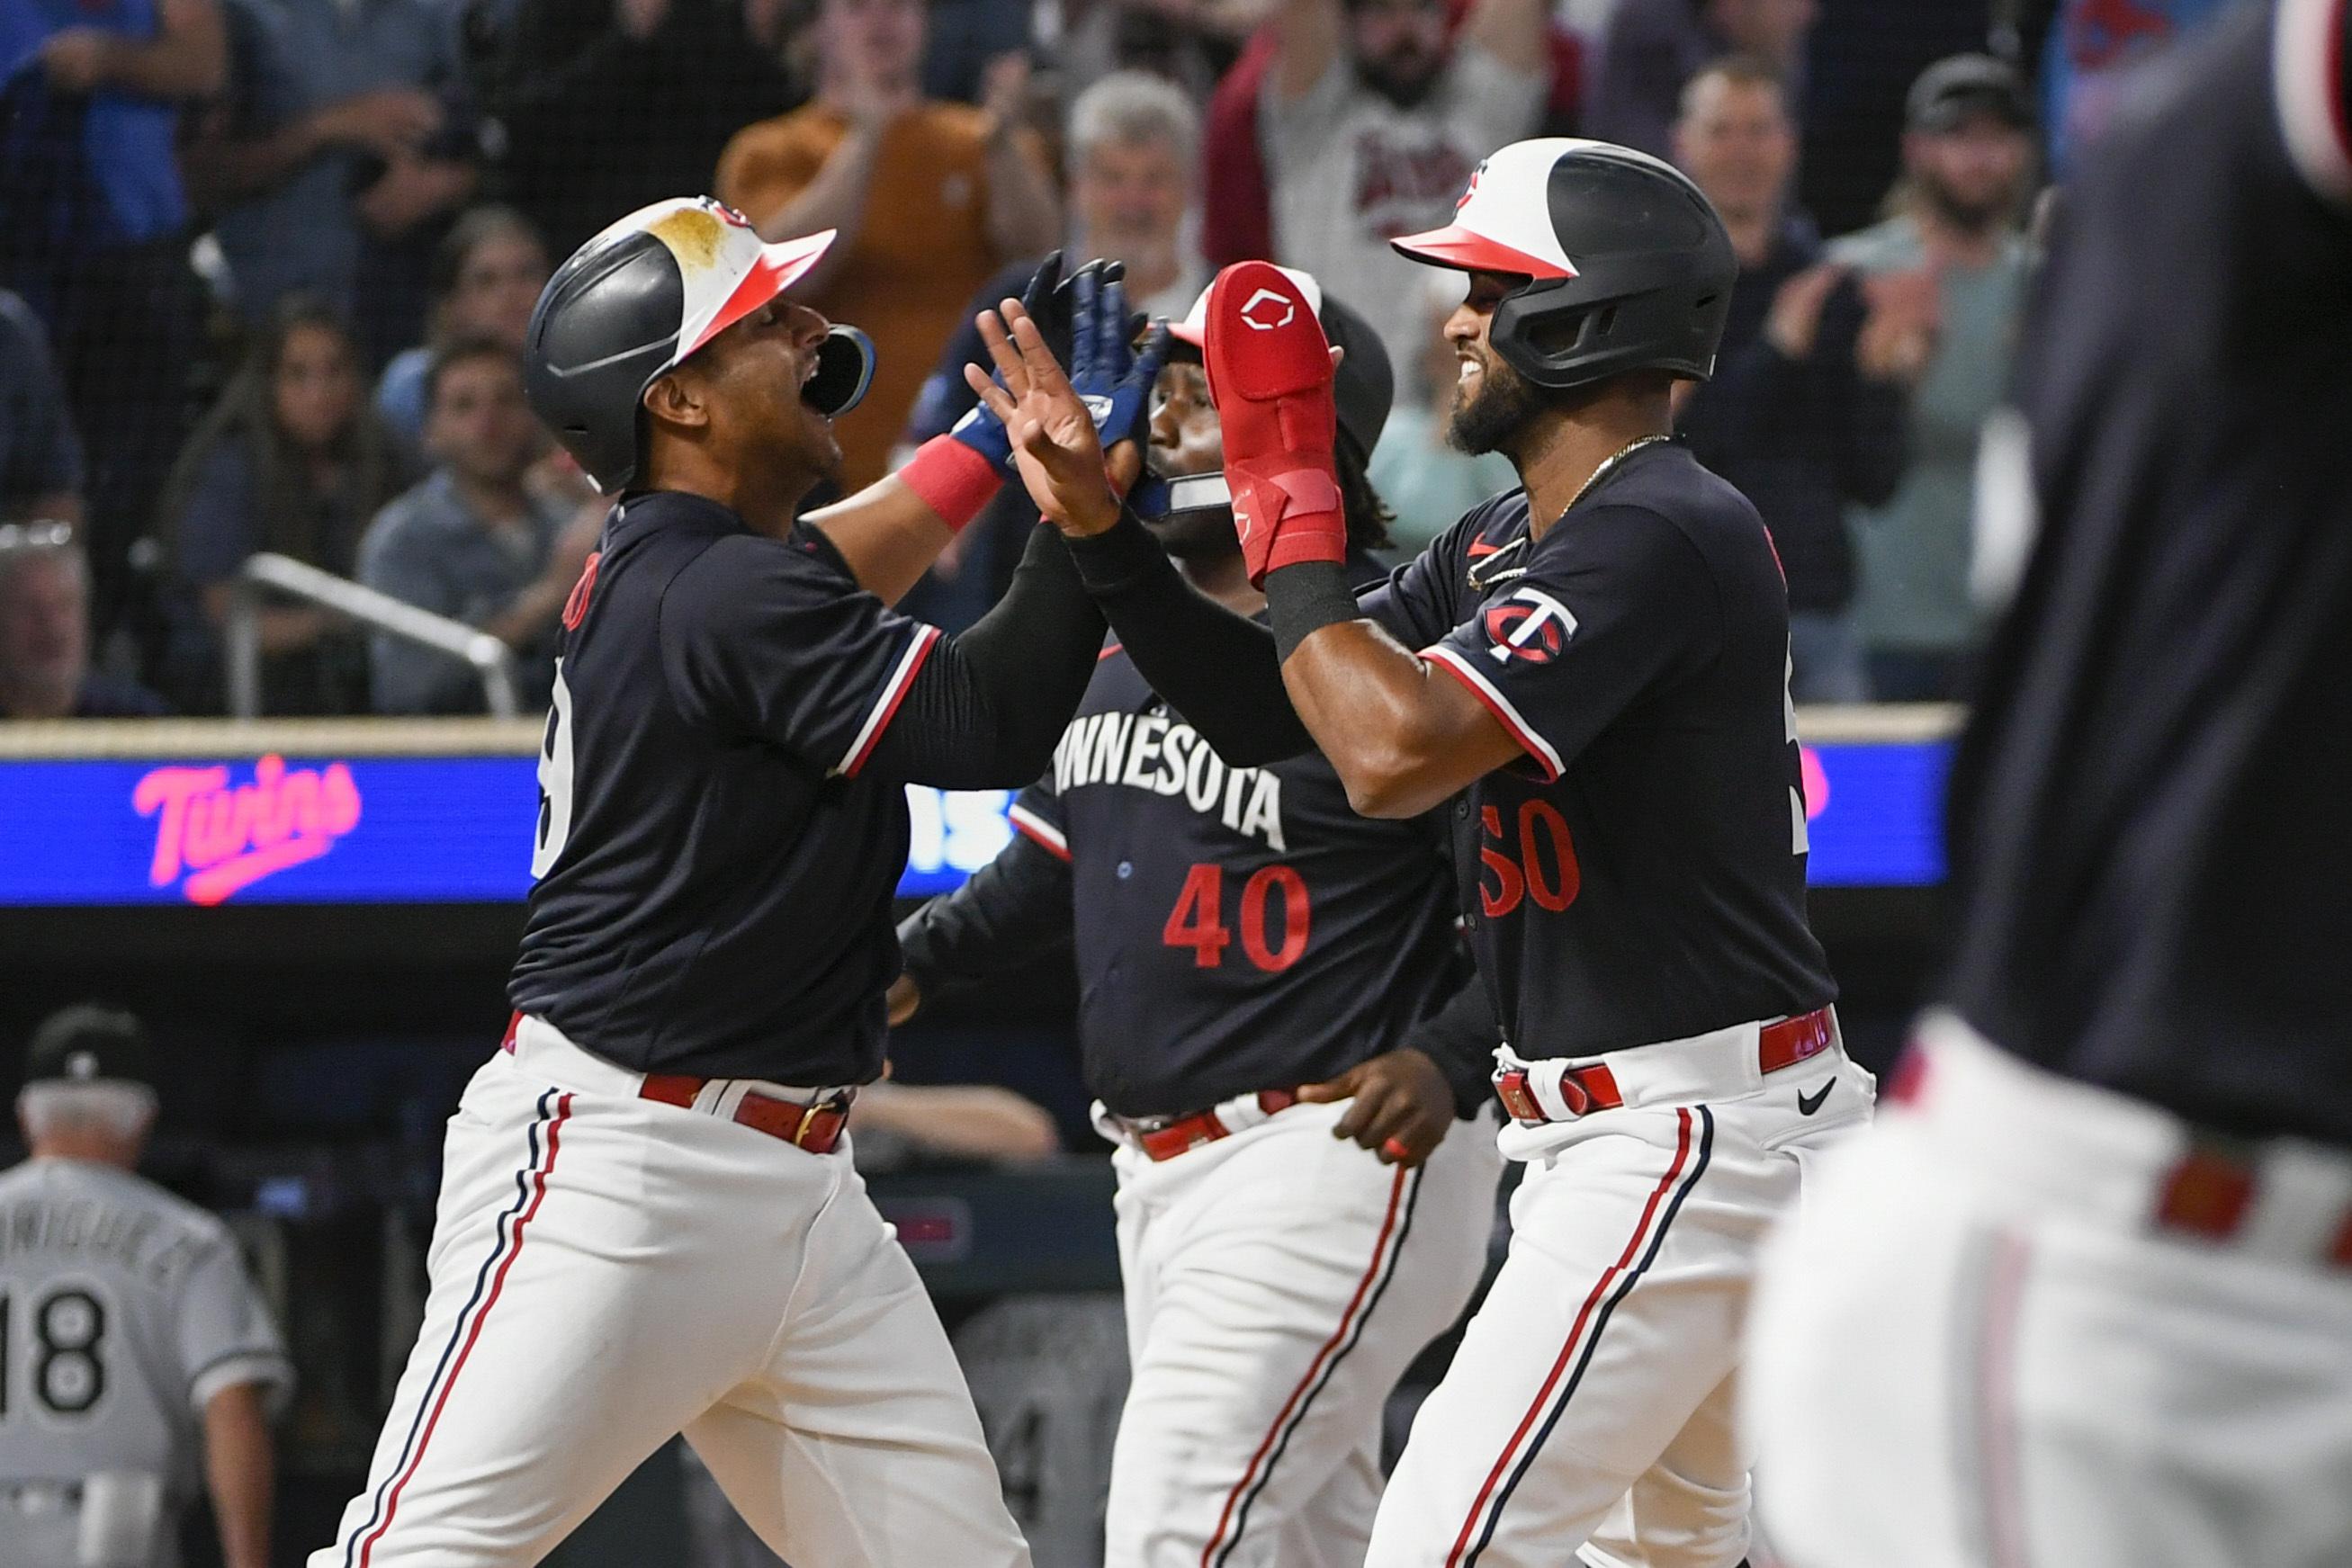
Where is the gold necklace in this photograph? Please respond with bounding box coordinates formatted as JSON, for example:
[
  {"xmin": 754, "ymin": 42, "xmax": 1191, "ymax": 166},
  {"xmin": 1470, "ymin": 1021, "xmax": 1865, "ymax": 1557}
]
[{"xmin": 1563, "ymin": 434, "xmax": 1671, "ymax": 515}]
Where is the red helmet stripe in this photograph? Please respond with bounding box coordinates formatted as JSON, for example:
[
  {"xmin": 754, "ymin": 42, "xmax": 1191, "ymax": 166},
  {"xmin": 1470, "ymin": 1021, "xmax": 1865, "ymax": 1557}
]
[
  {"xmin": 681, "ymin": 232, "xmax": 834, "ymax": 359},
  {"xmin": 1390, "ymin": 224, "xmax": 1576, "ymax": 281}
]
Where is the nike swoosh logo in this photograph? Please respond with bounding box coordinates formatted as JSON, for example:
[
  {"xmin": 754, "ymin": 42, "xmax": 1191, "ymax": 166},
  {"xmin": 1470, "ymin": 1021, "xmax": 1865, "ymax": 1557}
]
[
  {"xmin": 1467, "ymin": 540, "xmax": 1504, "ymax": 557},
  {"xmin": 1797, "ymin": 1079, "xmax": 1836, "ymax": 1116}
]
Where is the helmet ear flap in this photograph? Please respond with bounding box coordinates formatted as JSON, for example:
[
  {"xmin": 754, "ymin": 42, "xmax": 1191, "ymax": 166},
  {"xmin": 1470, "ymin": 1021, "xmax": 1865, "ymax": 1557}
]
[{"xmin": 805, "ymin": 327, "xmax": 875, "ymax": 417}]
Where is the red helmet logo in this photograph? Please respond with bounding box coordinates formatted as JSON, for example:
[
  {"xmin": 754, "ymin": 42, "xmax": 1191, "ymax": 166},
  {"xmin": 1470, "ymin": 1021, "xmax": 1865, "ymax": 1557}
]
[{"xmin": 1457, "ymin": 162, "xmax": 1486, "ymax": 211}]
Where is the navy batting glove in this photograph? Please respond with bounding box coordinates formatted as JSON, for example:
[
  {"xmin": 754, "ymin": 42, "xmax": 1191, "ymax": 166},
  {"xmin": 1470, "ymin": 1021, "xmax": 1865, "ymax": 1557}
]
[
  {"xmin": 948, "ymin": 250, "xmax": 1086, "ymax": 477},
  {"xmin": 1069, "ymin": 270, "xmax": 1170, "ymax": 453}
]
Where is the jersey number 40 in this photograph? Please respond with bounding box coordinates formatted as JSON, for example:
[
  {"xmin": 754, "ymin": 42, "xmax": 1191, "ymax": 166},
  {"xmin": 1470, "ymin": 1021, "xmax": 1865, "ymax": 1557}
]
[{"xmin": 1163, "ymin": 863, "xmax": 1311, "ymax": 972}]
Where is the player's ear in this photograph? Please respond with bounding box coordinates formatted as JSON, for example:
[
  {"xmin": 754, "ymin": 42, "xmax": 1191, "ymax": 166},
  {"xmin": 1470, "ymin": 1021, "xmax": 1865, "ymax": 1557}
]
[{"xmin": 641, "ymin": 369, "xmax": 711, "ymax": 436}]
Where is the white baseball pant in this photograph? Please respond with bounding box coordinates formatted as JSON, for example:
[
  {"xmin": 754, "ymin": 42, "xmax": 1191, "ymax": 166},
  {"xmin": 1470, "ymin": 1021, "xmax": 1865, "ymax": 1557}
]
[
  {"xmin": 1363, "ymin": 1013, "xmax": 1871, "ymax": 1568},
  {"xmin": 1100, "ymin": 1096, "xmax": 1504, "ymax": 1568},
  {"xmin": 309, "ymin": 1016, "xmax": 1028, "ymax": 1568},
  {"xmin": 1747, "ymin": 1012, "xmax": 2352, "ymax": 1568}
]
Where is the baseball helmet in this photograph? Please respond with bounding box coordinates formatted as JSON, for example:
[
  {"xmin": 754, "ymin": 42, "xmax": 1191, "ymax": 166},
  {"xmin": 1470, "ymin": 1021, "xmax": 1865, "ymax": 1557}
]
[
  {"xmin": 523, "ymin": 197, "xmax": 877, "ymax": 492},
  {"xmin": 1141, "ymin": 267, "xmax": 1394, "ymax": 525},
  {"xmin": 1392, "ymin": 139, "xmax": 1736, "ymax": 393}
]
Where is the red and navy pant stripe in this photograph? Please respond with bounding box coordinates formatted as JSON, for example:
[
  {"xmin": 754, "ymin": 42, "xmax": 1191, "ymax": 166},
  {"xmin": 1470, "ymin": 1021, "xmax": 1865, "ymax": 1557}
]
[
  {"xmin": 342, "ymin": 1086, "xmax": 572, "ymax": 1567},
  {"xmin": 1446, "ymin": 1105, "xmax": 1715, "ymax": 1566},
  {"xmin": 1198, "ymin": 1162, "xmax": 1424, "ymax": 1568}
]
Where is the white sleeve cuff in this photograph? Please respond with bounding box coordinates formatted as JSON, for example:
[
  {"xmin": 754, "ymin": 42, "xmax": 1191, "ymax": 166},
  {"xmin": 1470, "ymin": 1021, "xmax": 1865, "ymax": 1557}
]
[{"xmin": 191, "ymin": 1351, "xmax": 294, "ymax": 1419}]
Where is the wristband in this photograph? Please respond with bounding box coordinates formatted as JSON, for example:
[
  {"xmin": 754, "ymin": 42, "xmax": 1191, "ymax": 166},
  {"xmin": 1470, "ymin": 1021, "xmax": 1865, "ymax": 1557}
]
[
  {"xmin": 1265, "ymin": 559, "xmax": 1361, "ymax": 662},
  {"xmin": 899, "ymin": 435, "xmax": 1003, "ymax": 533}
]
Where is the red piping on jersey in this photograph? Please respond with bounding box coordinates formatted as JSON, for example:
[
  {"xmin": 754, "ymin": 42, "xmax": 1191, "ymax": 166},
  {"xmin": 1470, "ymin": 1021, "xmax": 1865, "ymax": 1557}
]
[
  {"xmin": 1420, "ymin": 648, "xmax": 1564, "ymax": 783},
  {"xmin": 844, "ymin": 626, "xmax": 942, "ymax": 778},
  {"xmin": 1199, "ymin": 1163, "xmax": 1414, "ymax": 1568},
  {"xmin": 1444, "ymin": 1110, "xmax": 1694, "ymax": 1566},
  {"xmin": 1007, "ymin": 803, "xmax": 1071, "ymax": 862},
  {"xmin": 355, "ymin": 1092, "xmax": 573, "ymax": 1567}
]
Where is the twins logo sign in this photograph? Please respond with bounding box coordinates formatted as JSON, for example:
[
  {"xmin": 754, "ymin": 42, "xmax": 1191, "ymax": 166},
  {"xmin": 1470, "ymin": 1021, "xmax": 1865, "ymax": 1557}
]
[{"xmin": 1483, "ymin": 587, "xmax": 1576, "ymax": 665}]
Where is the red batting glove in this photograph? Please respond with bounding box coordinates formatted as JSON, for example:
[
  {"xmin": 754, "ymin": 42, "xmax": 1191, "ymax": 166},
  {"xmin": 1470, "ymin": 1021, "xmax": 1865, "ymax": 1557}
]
[{"xmin": 1200, "ymin": 262, "xmax": 1345, "ymax": 588}]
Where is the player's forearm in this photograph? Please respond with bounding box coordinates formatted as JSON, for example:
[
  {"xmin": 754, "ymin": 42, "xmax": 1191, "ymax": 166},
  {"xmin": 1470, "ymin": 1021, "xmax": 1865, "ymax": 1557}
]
[
  {"xmin": 898, "ymin": 832, "xmax": 1074, "ymax": 993},
  {"xmin": 203, "ymin": 1383, "xmax": 274, "ymax": 1568},
  {"xmin": 804, "ymin": 474, "xmax": 959, "ymax": 604},
  {"xmin": 1268, "ymin": 563, "xmax": 1521, "ymax": 818},
  {"xmin": 1063, "ymin": 510, "xmax": 1314, "ymax": 765}
]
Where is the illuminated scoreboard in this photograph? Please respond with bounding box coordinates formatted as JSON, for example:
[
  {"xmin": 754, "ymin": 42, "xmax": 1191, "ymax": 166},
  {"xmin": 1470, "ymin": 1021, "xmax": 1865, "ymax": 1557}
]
[{"xmin": 0, "ymin": 714, "xmax": 1953, "ymax": 908}]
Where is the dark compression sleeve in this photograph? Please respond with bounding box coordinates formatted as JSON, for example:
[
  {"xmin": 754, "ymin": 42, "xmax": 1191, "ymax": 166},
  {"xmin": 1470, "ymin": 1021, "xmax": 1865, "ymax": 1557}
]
[
  {"xmin": 866, "ymin": 524, "xmax": 1107, "ymax": 787},
  {"xmin": 896, "ymin": 829, "xmax": 1073, "ymax": 998},
  {"xmin": 1063, "ymin": 510, "xmax": 1315, "ymax": 766}
]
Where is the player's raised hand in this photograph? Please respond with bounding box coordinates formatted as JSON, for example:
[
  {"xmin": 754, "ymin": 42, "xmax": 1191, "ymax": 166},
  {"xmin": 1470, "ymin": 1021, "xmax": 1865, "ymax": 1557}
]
[
  {"xmin": 1298, "ymin": 1047, "xmax": 1456, "ymax": 1166},
  {"xmin": 965, "ymin": 298, "xmax": 1124, "ymax": 536}
]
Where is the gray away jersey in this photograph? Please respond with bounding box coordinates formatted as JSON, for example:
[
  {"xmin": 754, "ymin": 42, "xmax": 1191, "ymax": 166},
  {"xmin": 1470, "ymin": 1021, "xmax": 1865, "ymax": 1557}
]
[{"xmin": 0, "ymin": 1160, "xmax": 290, "ymax": 1502}]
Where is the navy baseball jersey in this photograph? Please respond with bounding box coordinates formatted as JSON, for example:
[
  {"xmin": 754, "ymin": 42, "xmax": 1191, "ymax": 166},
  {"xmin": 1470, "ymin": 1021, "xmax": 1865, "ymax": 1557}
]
[
  {"xmin": 1012, "ymin": 634, "xmax": 1466, "ymax": 1118},
  {"xmin": 509, "ymin": 490, "xmax": 942, "ymax": 1084},
  {"xmin": 1367, "ymin": 444, "xmax": 1835, "ymax": 1058},
  {"xmin": 1943, "ymin": 0, "xmax": 2352, "ymax": 1145}
]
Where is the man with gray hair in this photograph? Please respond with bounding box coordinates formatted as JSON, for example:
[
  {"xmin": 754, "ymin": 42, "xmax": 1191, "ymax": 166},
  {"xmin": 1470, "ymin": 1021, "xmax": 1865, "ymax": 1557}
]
[
  {"xmin": 0, "ymin": 1006, "xmax": 289, "ymax": 1567},
  {"xmin": 0, "ymin": 526, "xmax": 167, "ymax": 720},
  {"xmin": 894, "ymin": 68, "xmax": 1205, "ymax": 626}
]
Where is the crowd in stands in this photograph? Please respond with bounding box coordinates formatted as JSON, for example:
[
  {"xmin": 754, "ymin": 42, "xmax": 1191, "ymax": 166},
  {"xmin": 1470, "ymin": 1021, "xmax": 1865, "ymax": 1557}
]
[{"xmin": 0, "ymin": 0, "xmax": 2199, "ymax": 721}]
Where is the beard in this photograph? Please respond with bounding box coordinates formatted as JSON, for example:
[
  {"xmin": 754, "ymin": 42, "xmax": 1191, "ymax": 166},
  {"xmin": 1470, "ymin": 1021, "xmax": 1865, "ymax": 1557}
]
[
  {"xmin": 1357, "ymin": 48, "xmax": 1441, "ymax": 109},
  {"xmin": 1448, "ymin": 352, "xmax": 1546, "ymax": 456},
  {"xmin": 1915, "ymin": 172, "xmax": 2015, "ymax": 236}
]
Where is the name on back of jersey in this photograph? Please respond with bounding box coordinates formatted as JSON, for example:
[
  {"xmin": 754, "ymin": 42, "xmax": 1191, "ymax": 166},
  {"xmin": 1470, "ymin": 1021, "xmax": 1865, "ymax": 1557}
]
[{"xmin": 1052, "ymin": 711, "xmax": 1286, "ymax": 852}]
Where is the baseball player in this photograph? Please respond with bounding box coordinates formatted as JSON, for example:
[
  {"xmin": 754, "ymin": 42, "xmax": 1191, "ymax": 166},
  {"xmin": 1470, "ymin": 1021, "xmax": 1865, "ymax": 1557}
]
[
  {"xmin": 1746, "ymin": 5, "xmax": 2352, "ymax": 1564},
  {"xmin": 895, "ymin": 271, "xmax": 1506, "ymax": 1568},
  {"xmin": 310, "ymin": 199, "xmax": 1172, "ymax": 1567},
  {"xmin": 0, "ymin": 1006, "xmax": 291, "ymax": 1568},
  {"xmin": 1035, "ymin": 140, "xmax": 1863, "ymax": 1566}
]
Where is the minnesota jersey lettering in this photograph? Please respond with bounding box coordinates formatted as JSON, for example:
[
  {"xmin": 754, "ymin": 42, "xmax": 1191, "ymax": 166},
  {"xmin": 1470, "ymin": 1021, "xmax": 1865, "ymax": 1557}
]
[{"xmin": 1050, "ymin": 711, "xmax": 1288, "ymax": 851}]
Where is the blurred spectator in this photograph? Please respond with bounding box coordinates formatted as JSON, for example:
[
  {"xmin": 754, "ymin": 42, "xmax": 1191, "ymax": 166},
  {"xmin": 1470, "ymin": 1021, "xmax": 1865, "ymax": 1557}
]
[
  {"xmin": 1671, "ymin": 57, "xmax": 1927, "ymax": 702},
  {"xmin": 0, "ymin": 0, "xmax": 222, "ymax": 638},
  {"xmin": 895, "ymin": 70, "xmax": 1202, "ymax": 629},
  {"xmin": 486, "ymin": 0, "xmax": 795, "ymax": 261},
  {"xmin": 0, "ymin": 1006, "xmax": 287, "ymax": 1568},
  {"xmin": 1367, "ymin": 270, "xmax": 1517, "ymax": 555},
  {"xmin": 0, "ymin": 291, "xmax": 85, "ymax": 527},
  {"xmin": 0, "ymin": 524, "xmax": 169, "ymax": 718},
  {"xmin": 1831, "ymin": 54, "xmax": 2034, "ymax": 703},
  {"xmin": 1057, "ymin": 0, "xmax": 1254, "ymax": 103},
  {"xmin": 718, "ymin": 0, "xmax": 1062, "ymax": 491},
  {"xmin": 374, "ymin": 205, "xmax": 551, "ymax": 452},
  {"xmin": 1585, "ymin": 0, "xmax": 1816, "ymax": 158},
  {"xmin": 357, "ymin": 342, "xmax": 596, "ymax": 713},
  {"xmin": 1256, "ymin": 0, "xmax": 1549, "ymax": 381},
  {"xmin": 160, "ymin": 298, "xmax": 403, "ymax": 713},
  {"xmin": 181, "ymin": 0, "xmax": 477, "ymax": 358}
]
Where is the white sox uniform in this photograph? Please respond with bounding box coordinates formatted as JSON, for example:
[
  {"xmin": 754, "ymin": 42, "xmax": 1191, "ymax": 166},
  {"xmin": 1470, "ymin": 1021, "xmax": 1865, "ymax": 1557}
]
[
  {"xmin": 0, "ymin": 1158, "xmax": 292, "ymax": 1568},
  {"xmin": 1749, "ymin": 6, "xmax": 2352, "ymax": 1564},
  {"xmin": 899, "ymin": 574, "xmax": 1506, "ymax": 1568}
]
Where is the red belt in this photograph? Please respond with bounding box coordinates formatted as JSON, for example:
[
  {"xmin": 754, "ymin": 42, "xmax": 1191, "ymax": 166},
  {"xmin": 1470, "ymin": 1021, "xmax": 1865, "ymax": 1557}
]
[
  {"xmin": 503, "ymin": 1012, "xmax": 855, "ymax": 1154},
  {"xmin": 1122, "ymin": 1089, "xmax": 1300, "ymax": 1161},
  {"xmin": 1494, "ymin": 1008, "xmax": 1836, "ymax": 1123}
]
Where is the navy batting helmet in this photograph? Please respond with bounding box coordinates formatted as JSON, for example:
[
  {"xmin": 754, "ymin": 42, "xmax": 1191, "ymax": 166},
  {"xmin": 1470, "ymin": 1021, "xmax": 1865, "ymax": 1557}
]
[
  {"xmin": 523, "ymin": 197, "xmax": 875, "ymax": 492},
  {"xmin": 1393, "ymin": 139, "xmax": 1736, "ymax": 394}
]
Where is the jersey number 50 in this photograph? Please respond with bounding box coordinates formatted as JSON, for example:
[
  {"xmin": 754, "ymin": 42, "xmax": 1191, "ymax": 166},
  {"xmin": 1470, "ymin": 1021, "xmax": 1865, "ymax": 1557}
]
[
  {"xmin": 1477, "ymin": 800, "xmax": 1580, "ymax": 918},
  {"xmin": 1163, "ymin": 864, "xmax": 1311, "ymax": 972}
]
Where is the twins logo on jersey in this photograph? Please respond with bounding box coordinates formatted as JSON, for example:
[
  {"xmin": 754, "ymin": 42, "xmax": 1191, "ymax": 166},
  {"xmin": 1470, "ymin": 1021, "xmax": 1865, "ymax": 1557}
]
[
  {"xmin": 1483, "ymin": 587, "xmax": 1577, "ymax": 665},
  {"xmin": 1051, "ymin": 711, "xmax": 1287, "ymax": 852}
]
